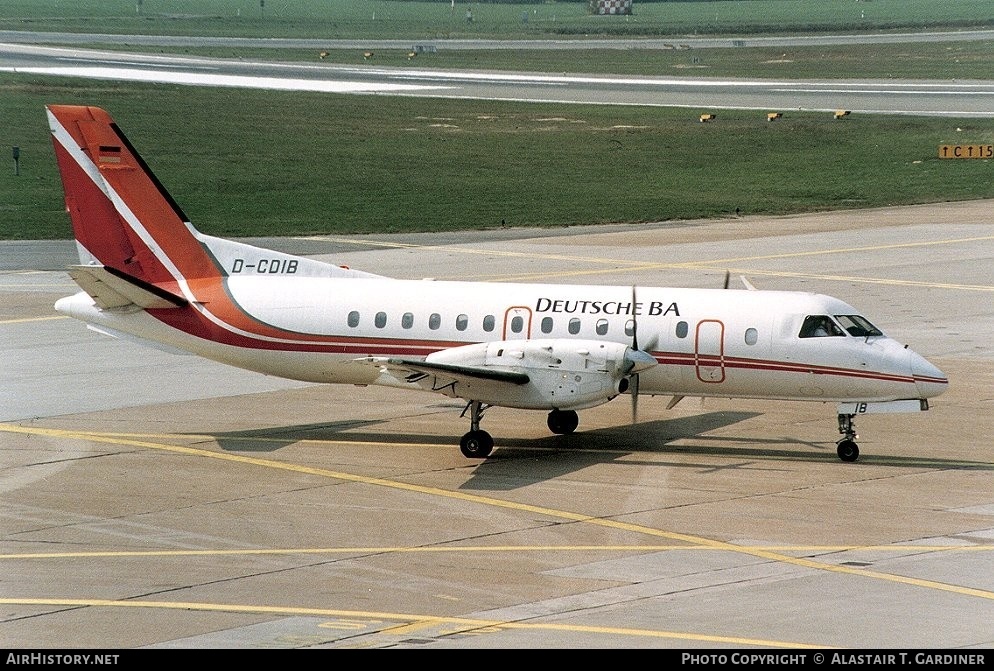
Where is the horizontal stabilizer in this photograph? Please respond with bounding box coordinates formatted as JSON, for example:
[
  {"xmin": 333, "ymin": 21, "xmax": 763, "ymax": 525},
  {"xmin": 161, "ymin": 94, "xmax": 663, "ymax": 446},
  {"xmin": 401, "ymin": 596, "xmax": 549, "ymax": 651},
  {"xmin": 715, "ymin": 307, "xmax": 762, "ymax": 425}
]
[
  {"xmin": 86, "ymin": 323, "xmax": 192, "ymax": 355},
  {"xmin": 68, "ymin": 265, "xmax": 187, "ymax": 309}
]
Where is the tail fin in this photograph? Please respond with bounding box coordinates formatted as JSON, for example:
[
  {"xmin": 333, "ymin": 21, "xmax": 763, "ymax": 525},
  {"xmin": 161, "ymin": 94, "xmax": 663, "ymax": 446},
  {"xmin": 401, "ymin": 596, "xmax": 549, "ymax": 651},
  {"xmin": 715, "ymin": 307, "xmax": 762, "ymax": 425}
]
[
  {"xmin": 48, "ymin": 106, "xmax": 383, "ymax": 291},
  {"xmin": 46, "ymin": 105, "xmax": 221, "ymax": 291}
]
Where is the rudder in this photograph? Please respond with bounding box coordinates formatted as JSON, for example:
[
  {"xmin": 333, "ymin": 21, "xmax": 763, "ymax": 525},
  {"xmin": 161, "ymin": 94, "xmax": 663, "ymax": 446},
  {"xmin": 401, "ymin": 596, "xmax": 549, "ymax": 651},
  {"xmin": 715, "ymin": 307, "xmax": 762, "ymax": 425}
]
[{"xmin": 47, "ymin": 105, "xmax": 221, "ymax": 286}]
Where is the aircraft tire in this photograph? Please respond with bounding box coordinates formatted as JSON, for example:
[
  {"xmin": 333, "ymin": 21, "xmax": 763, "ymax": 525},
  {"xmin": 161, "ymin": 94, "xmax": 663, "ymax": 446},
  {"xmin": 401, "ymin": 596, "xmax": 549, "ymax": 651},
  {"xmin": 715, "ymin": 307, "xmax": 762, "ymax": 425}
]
[
  {"xmin": 547, "ymin": 410, "xmax": 579, "ymax": 435},
  {"xmin": 837, "ymin": 440, "xmax": 859, "ymax": 462},
  {"xmin": 460, "ymin": 430, "xmax": 494, "ymax": 458}
]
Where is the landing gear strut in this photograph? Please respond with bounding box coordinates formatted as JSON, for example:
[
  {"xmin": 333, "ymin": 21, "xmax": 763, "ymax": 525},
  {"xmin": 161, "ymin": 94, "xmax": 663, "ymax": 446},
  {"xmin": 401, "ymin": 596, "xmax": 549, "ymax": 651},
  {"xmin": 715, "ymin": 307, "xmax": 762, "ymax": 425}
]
[
  {"xmin": 459, "ymin": 400, "xmax": 494, "ymax": 458},
  {"xmin": 836, "ymin": 413, "xmax": 859, "ymax": 462}
]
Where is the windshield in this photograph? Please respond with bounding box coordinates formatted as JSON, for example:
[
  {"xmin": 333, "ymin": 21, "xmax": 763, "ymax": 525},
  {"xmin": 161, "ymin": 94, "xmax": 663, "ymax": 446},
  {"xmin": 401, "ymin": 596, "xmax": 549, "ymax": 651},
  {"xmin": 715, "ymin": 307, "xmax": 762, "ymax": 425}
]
[
  {"xmin": 834, "ymin": 314, "xmax": 883, "ymax": 337},
  {"xmin": 799, "ymin": 315, "xmax": 845, "ymax": 338}
]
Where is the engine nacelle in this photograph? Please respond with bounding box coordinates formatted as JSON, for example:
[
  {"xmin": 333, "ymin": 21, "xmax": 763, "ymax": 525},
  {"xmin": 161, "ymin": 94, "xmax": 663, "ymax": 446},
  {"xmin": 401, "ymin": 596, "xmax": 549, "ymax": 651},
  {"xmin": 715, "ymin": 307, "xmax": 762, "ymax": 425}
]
[{"xmin": 425, "ymin": 338, "xmax": 655, "ymax": 410}]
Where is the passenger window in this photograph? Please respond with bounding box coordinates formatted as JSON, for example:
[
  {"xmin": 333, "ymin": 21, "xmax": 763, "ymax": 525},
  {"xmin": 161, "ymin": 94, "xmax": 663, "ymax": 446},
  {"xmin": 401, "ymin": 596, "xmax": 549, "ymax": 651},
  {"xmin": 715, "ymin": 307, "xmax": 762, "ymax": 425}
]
[
  {"xmin": 375, "ymin": 311, "xmax": 387, "ymax": 328},
  {"xmin": 510, "ymin": 316, "xmax": 524, "ymax": 333},
  {"xmin": 429, "ymin": 313, "xmax": 441, "ymax": 330},
  {"xmin": 483, "ymin": 315, "xmax": 495, "ymax": 332},
  {"xmin": 799, "ymin": 315, "xmax": 844, "ymax": 338},
  {"xmin": 568, "ymin": 318, "xmax": 581, "ymax": 335},
  {"xmin": 347, "ymin": 311, "xmax": 360, "ymax": 328},
  {"xmin": 456, "ymin": 314, "xmax": 468, "ymax": 331},
  {"xmin": 402, "ymin": 312, "xmax": 414, "ymax": 329},
  {"xmin": 595, "ymin": 319, "xmax": 608, "ymax": 336},
  {"xmin": 745, "ymin": 327, "xmax": 758, "ymax": 345},
  {"xmin": 675, "ymin": 321, "xmax": 688, "ymax": 338},
  {"xmin": 624, "ymin": 319, "xmax": 635, "ymax": 338},
  {"xmin": 541, "ymin": 316, "xmax": 553, "ymax": 334}
]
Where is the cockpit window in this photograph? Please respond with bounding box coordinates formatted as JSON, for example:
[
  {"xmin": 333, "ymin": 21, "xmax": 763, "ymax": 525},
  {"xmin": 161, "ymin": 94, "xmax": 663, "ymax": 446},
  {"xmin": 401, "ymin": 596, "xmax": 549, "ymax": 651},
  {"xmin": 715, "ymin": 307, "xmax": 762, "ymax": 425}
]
[
  {"xmin": 799, "ymin": 315, "xmax": 845, "ymax": 338},
  {"xmin": 834, "ymin": 314, "xmax": 883, "ymax": 337}
]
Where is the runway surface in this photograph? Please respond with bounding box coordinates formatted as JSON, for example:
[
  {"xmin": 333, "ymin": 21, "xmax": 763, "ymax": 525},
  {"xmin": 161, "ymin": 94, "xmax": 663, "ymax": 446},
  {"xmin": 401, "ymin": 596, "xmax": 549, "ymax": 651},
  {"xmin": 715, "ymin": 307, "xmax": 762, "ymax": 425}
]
[
  {"xmin": 2, "ymin": 201, "xmax": 993, "ymax": 649},
  {"xmin": 3, "ymin": 39, "xmax": 993, "ymax": 117}
]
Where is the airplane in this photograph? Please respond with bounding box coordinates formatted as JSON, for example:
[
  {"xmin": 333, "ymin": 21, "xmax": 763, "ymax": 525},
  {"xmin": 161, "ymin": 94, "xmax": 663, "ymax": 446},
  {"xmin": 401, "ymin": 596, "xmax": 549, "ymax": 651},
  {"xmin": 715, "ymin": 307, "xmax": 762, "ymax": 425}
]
[{"xmin": 46, "ymin": 104, "xmax": 949, "ymax": 463}]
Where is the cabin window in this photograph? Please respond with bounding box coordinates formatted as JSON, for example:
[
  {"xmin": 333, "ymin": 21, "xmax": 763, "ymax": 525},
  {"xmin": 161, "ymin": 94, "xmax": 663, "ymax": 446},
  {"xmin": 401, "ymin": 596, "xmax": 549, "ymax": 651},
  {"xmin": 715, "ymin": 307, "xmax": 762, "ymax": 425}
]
[
  {"xmin": 541, "ymin": 316, "xmax": 554, "ymax": 334},
  {"xmin": 834, "ymin": 314, "xmax": 883, "ymax": 337},
  {"xmin": 483, "ymin": 315, "xmax": 496, "ymax": 332},
  {"xmin": 568, "ymin": 318, "xmax": 581, "ymax": 335},
  {"xmin": 510, "ymin": 315, "xmax": 524, "ymax": 333},
  {"xmin": 375, "ymin": 311, "xmax": 387, "ymax": 328},
  {"xmin": 799, "ymin": 315, "xmax": 844, "ymax": 338},
  {"xmin": 675, "ymin": 321, "xmax": 688, "ymax": 338},
  {"xmin": 347, "ymin": 311, "xmax": 360, "ymax": 328},
  {"xmin": 624, "ymin": 319, "xmax": 635, "ymax": 338},
  {"xmin": 456, "ymin": 314, "xmax": 469, "ymax": 331},
  {"xmin": 744, "ymin": 327, "xmax": 758, "ymax": 345},
  {"xmin": 595, "ymin": 319, "xmax": 609, "ymax": 336},
  {"xmin": 401, "ymin": 312, "xmax": 414, "ymax": 329},
  {"xmin": 429, "ymin": 313, "xmax": 441, "ymax": 330}
]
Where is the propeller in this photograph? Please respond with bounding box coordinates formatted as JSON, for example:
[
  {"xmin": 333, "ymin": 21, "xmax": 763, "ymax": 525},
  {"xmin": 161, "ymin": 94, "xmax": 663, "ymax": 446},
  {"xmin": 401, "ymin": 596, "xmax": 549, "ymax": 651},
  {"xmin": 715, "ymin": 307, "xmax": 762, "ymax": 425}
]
[
  {"xmin": 724, "ymin": 270, "xmax": 757, "ymax": 290},
  {"xmin": 626, "ymin": 285, "xmax": 658, "ymax": 424}
]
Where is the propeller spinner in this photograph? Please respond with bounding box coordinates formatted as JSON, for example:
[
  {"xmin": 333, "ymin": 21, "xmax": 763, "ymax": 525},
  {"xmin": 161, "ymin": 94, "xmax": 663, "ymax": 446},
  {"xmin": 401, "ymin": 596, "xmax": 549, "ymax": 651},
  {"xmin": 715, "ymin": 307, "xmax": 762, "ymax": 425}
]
[{"xmin": 627, "ymin": 285, "xmax": 658, "ymax": 423}]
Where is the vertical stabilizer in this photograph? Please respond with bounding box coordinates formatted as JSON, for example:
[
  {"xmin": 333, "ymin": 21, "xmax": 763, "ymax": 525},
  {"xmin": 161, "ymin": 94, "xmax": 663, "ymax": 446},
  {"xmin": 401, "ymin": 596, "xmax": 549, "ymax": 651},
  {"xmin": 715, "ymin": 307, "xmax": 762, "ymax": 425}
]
[{"xmin": 46, "ymin": 105, "xmax": 221, "ymax": 287}]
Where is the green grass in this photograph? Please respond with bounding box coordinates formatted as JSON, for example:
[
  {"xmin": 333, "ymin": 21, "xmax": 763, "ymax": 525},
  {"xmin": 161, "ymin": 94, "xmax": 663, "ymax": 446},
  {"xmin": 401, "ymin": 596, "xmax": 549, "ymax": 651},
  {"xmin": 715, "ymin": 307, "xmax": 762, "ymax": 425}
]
[
  {"xmin": 2, "ymin": 0, "xmax": 993, "ymax": 39},
  {"xmin": 128, "ymin": 41, "xmax": 994, "ymax": 81},
  {"xmin": 5, "ymin": 75, "xmax": 993, "ymax": 240},
  {"xmin": 2, "ymin": 0, "xmax": 992, "ymax": 240}
]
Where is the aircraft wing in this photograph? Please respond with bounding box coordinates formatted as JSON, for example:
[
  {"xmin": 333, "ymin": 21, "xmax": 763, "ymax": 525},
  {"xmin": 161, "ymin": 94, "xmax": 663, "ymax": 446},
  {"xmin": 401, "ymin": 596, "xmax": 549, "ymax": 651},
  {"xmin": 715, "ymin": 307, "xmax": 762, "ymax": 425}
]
[
  {"xmin": 360, "ymin": 356, "xmax": 530, "ymax": 389},
  {"xmin": 68, "ymin": 265, "xmax": 187, "ymax": 309}
]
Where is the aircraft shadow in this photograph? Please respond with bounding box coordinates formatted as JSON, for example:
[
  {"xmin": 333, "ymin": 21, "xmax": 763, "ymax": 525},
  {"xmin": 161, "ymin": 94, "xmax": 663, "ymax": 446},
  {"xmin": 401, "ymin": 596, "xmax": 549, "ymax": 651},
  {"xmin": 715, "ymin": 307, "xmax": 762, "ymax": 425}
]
[
  {"xmin": 192, "ymin": 412, "xmax": 991, "ymax": 493},
  {"xmin": 460, "ymin": 411, "xmax": 772, "ymax": 491},
  {"xmin": 198, "ymin": 412, "xmax": 759, "ymax": 456},
  {"xmin": 204, "ymin": 419, "xmax": 390, "ymax": 454}
]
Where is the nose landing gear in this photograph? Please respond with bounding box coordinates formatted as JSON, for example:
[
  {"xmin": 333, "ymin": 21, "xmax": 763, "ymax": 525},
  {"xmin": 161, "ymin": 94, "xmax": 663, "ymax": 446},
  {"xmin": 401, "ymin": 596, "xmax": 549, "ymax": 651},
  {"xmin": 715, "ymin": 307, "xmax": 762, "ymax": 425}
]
[{"xmin": 836, "ymin": 413, "xmax": 859, "ymax": 462}]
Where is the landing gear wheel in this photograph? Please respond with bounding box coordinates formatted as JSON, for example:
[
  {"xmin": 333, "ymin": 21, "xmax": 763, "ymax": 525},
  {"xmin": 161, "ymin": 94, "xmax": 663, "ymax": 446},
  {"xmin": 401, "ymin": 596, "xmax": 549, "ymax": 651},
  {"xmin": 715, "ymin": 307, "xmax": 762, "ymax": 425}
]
[
  {"xmin": 460, "ymin": 430, "xmax": 494, "ymax": 458},
  {"xmin": 547, "ymin": 409, "xmax": 579, "ymax": 435},
  {"xmin": 837, "ymin": 439, "xmax": 859, "ymax": 463},
  {"xmin": 836, "ymin": 412, "xmax": 860, "ymax": 462}
]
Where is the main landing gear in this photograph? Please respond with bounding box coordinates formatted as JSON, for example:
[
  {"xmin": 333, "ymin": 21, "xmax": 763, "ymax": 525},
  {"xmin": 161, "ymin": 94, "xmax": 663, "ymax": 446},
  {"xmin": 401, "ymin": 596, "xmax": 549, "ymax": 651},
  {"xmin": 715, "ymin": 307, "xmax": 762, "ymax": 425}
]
[
  {"xmin": 547, "ymin": 409, "xmax": 579, "ymax": 435},
  {"xmin": 836, "ymin": 413, "xmax": 859, "ymax": 462},
  {"xmin": 458, "ymin": 404, "xmax": 581, "ymax": 459},
  {"xmin": 459, "ymin": 400, "xmax": 494, "ymax": 458}
]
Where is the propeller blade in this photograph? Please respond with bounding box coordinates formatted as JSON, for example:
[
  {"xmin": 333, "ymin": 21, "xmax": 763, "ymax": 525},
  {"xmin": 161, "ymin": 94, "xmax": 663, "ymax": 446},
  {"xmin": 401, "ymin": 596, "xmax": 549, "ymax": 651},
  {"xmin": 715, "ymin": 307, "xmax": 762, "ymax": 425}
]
[
  {"xmin": 631, "ymin": 372, "xmax": 639, "ymax": 424},
  {"xmin": 630, "ymin": 284, "xmax": 638, "ymax": 351},
  {"xmin": 627, "ymin": 283, "xmax": 656, "ymax": 425},
  {"xmin": 624, "ymin": 348, "xmax": 656, "ymax": 424}
]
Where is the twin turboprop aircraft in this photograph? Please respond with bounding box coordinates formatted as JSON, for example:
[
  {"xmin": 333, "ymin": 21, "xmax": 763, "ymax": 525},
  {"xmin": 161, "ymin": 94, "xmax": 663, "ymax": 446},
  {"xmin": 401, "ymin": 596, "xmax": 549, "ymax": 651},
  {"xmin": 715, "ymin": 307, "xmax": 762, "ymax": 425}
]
[{"xmin": 47, "ymin": 105, "xmax": 948, "ymax": 462}]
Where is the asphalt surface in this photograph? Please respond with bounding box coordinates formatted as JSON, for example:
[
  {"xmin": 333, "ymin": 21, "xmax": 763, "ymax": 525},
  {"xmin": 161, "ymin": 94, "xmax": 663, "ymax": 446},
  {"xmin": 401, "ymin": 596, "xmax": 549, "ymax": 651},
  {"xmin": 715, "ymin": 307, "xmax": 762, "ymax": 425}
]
[
  {"xmin": 2, "ymin": 202, "xmax": 994, "ymax": 649},
  {"xmin": 3, "ymin": 36, "xmax": 994, "ymax": 117}
]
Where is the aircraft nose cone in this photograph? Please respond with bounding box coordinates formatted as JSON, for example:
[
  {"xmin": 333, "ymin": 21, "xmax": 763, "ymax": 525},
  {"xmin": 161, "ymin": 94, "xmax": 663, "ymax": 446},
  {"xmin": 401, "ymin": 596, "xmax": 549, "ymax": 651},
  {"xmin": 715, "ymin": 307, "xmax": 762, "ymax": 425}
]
[{"xmin": 909, "ymin": 349, "xmax": 948, "ymax": 399}]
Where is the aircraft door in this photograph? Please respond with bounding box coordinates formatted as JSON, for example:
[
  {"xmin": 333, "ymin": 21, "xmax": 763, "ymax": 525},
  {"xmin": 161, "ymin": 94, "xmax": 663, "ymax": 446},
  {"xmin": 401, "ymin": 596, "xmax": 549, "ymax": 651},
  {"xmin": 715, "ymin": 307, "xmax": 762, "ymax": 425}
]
[
  {"xmin": 695, "ymin": 319, "xmax": 725, "ymax": 383},
  {"xmin": 502, "ymin": 306, "xmax": 532, "ymax": 340}
]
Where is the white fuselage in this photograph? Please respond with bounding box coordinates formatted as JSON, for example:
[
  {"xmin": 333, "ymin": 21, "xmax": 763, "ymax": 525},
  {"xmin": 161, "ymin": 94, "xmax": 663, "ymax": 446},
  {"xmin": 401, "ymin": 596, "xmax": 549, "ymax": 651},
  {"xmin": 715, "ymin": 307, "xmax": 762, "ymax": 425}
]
[{"xmin": 56, "ymin": 274, "xmax": 946, "ymax": 407}]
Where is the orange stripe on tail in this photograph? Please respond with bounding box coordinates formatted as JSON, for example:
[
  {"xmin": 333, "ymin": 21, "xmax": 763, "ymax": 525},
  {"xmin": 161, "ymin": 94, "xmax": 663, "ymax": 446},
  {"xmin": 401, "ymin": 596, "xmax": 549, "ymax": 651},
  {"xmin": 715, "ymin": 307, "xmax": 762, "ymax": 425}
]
[{"xmin": 46, "ymin": 105, "xmax": 221, "ymax": 289}]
